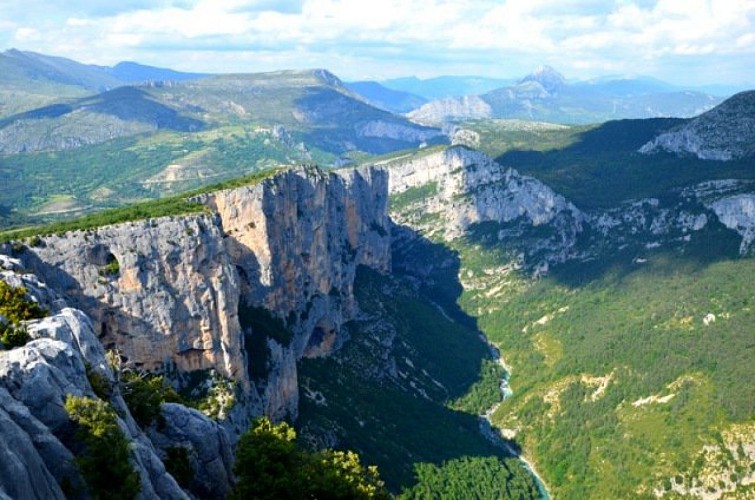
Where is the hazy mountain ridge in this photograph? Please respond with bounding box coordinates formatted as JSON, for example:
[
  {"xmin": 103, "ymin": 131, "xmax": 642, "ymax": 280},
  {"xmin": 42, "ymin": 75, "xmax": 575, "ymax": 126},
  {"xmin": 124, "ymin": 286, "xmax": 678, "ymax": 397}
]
[
  {"xmin": 0, "ymin": 60, "xmax": 443, "ymax": 227},
  {"xmin": 0, "ymin": 49, "xmax": 206, "ymax": 92},
  {"xmin": 380, "ymin": 75, "xmax": 516, "ymax": 100},
  {"xmin": 409, "ymin": 66, "xmax": 724, "ymax": 125},
  {"xmin": 344, "ymin": 81, "xmax": 428, "ymax": 113},
  {"xmin": 640, "ymin": 90, "xmax": 755, "ymax": 160}
]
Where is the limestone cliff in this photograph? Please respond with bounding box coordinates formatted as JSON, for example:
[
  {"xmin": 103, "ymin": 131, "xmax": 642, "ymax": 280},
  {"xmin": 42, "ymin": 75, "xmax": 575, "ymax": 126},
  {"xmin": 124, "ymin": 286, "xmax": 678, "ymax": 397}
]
[
  {"xmin": 639, "ymin": 90, "xmax": 755, "ymax": 161},
  {"xmin": 204, "ymin": 165, "xmax": 390, "ymax": 359},
  {"xmin": 384, "ymin": 146, "xmax": 583, "ymax": 268},
  {"xmin": 202, "ymin": 165, "xmax": 391, "ymax": 419},
  {"xmin": 407, "ymin": 96, "xmax": 492, "ymax": 126},
  {"xmin": 0, "ymin": 257, "xmax": 233, "ymax": 499},
  {"xmin": 9, "ymin": 164, "xmax": 391, "ymax": 424},
  {"xmin": 18, "ymin": 214, "xmax": 245, "ymax": 384}
]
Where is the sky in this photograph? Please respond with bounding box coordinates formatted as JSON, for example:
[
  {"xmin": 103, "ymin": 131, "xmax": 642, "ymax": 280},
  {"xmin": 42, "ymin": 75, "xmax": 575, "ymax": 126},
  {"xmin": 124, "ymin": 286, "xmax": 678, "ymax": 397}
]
[{"xmin": 0, "ymin": 0, "xmax": 753, "ymax": 86}]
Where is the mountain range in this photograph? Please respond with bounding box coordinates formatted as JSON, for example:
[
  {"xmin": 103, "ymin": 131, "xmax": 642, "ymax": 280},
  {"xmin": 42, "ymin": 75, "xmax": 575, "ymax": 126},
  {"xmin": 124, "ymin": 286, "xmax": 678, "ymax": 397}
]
[
  {"xmin": 407, "ymin": 65, "xmax": 724, "ymax": 125},
  {"xmin": 0, "ymin": 48, "xmax": 754, "ymax": 499}
]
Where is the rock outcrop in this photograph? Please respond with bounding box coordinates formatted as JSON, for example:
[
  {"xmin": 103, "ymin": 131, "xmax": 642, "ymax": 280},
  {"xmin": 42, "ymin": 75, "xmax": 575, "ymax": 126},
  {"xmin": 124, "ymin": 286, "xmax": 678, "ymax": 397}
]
[
  {"xmin": 384, "ymin": 146, "xmax": 583, "ymax": 268},
  {"xmin": 204, "ymin": 165, "xmax": 391, "ymax": 419},
  {"xmin": 407, "ymin": 96, "xmax": 493, "ymax": 126},
  {"xmin": 205, "ymin": 166, "xmax": 390, "ymax": 357},
  {"xmin": 18, "ymin": 214, "xmax": 245, "ymax": 385},
  {"xmin": 148, "ymin": 403, "xmax": 235, "ymax": 498},
  {"xmin": 639, "ymin": 90, "xmax": 755, "ymax": 160},
  {"xmin": 707, "ymin": 195, "xmax": 755, "ymax": 255},
  {"xmin": 0, "ymin": 289, "xmax": 190, "ymax": 499}
]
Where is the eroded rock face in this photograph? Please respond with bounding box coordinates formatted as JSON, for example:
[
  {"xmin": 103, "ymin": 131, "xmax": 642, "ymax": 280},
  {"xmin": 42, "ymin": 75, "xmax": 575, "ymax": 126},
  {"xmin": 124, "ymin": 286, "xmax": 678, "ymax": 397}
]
[
  {"xmin": 10, "ymin": 165, "xmax": 392, "ymax": 424},
  {"xmin": 19, "ymin": 214, "xmax": 245, "ymax": 385},
  {"xmin": 707, "ymin": 195, "xmax": 755, "ymax": 255},
  {"xmin": 206, "ymin": 165, "xmax": 391, "ymax": 359},
  {"xmin": 0, "ymin": 387, "xmax": 70, "ymax": 500},
  {"xmin": 0, "ymin": 292, "xmax": 189, "ymax": 499},
  {"xmin": 386, "ymin": 146, "xmax": 583, "ymax": 261},
  {"xmin": 148, "ymin": 403, "xmax": 235, "ymax": 499},
  {"xmin": 407, "ymin": 96, "xmax": 493, "ymax": 126}
]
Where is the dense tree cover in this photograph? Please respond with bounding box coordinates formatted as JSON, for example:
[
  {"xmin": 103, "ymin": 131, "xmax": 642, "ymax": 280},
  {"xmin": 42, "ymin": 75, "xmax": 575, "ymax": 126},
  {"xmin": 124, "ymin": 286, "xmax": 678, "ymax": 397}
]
[
  {"xmin": 231, "ymin": 417, "xmax": 389, "ymax": 500},
  {"xmin": 400, "ymin": 456, "xmax": 539, "ymax": 499},
  {"xmin": 0, "ymin": 280, "xmax": 46, "ymax": 349},
  {"xmin": 448, "ymin": 240, "xmax": 755, "ymax": 498},
  {"xmin": 64, "ymin": 395, "xmax": 140, "ymax": 500}
]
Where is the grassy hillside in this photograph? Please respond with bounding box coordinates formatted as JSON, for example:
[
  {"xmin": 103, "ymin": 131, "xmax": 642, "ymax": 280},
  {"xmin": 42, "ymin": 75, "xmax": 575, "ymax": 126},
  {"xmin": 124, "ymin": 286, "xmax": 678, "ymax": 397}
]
[
  {"xmin": 467, "ymin": 119, "xmax": 755, "ymax": 208},
  {"xmin": 0, "ymin": 168, "xmax": 279, "ymax": 243},
  {"xmin": 455, "ymin": 241, "xmax": 753, "ymax": 499},
  {"xmin": 0, "ymin": 68, "xmax": 443, "ymax": 229},
  {"xmin": 0, "ymin": 126, "xmax": 320, "ymax": 227},
  {"xmin": 0, "ymin": 49, "xmax": 207, "ymax": 119}
]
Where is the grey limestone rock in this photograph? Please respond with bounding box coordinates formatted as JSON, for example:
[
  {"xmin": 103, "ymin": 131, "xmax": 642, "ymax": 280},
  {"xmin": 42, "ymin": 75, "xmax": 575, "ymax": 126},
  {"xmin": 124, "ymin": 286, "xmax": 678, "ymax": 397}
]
[
  {"xmin": 0, "ymin": 387, "xmax": 71, "ymax": 500},
  {"xmin": 385, "ymin": 146, "xmax": 583, "ymax": 267},
  {"xmin": 639, "ymin": 90, "xmax": 755, "ymax": 160},
  {"xmin": 148, "ymin": 403, "xmax": 235, "ymax": 499}
]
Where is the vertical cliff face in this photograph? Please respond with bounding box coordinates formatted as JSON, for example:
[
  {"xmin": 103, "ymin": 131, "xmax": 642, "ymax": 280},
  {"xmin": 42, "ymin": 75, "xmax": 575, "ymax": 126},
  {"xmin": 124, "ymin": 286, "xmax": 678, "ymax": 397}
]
[
  {"xmin": 387, "ymin": 146, "xmax": 581, "ymax": 239},
  {"xmin": 12, "ymin": 164, "xmax": 391, "ymax": 424},
  {"xmin": 385, "ymin": 146, "xmax": 583, "ymax": 271},
  {"xmin": 206, "ymin": 165, "xmax": 391, "ymax": 359},
  {"xmin": 19, "ymin": 214, "xmax": 245, "ymax": 385}
]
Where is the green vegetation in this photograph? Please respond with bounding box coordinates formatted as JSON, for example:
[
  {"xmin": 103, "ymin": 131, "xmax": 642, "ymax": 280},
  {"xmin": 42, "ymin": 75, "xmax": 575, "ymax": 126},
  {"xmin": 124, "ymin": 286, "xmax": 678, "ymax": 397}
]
[
  {"xmin": 298, "ymin": 267, "xmax": 539, "ymax": 496},
  {"xmin": 99, "ymin": 254, "xmax": 120, "ymax": 277},
  {"xmin": 85, "ymin": 362, "xmax": 112, "ymax": 400},
  {"xmin": 0, "ymin": 127, "xmax": 306, "ymax": 231},
  {"xmin": 400, "ymin": 456, "xmax": 539, "ymax": 499},
  {"xmin": 231, "ymin": 417, "xmax": 389, "ymax": 500},
  {"xmin": 417, "ymin": 232, "xmax": 755, "ymax": 499},
  {"xmin": 64, "ymin": 395, "xmax": 141, "ymax": 500},
  {"xmin": 468, "ymin": 118, "xmax": 755, "ymax": 208},
  {"xmin": 164, "ymin": 446, "xmax": 193, "ymax": 489},
  {"xmin": 239, "ymin": 302, "xmax": 295, "ymax": 382},
  {"xmin": 0, "ymin": 168, "xmax": 278, "ymax": 243},
  {"xmin": 384, "ymin": 119, "xmax": 755, "ymax": 497},
  {"xmin": 390, "ymin": 182, "xmax": 439, "ymax": 212},
  {"xmin": 450, "ymin": 358, "xmax": 506, "ymax": 415},
  {"xmin": 0, "ymin": 280, "xmax": 47, "ymax": 349},
  {"xmin": 195, "ymin": 373, "xmax": 237, "ymax": 420},
  {"xmin": 120, "ymin": 371, "xmax": 183, "ymax": 428}
]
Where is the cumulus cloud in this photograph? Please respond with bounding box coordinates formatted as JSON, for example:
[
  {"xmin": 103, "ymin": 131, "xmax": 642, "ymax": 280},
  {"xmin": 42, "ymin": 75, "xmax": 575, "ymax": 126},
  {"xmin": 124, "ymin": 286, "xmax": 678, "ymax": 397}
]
[{"xmin": 0, "ymin": 0, "xmax": 752, "ymax": 85}]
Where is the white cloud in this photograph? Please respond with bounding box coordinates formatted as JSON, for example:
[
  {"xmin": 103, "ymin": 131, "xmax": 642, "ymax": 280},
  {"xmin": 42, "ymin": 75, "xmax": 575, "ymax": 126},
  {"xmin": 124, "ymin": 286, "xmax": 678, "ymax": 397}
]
[{"xmin": 0, "ymin": 0, "xmax": 753, "ymax": 85}]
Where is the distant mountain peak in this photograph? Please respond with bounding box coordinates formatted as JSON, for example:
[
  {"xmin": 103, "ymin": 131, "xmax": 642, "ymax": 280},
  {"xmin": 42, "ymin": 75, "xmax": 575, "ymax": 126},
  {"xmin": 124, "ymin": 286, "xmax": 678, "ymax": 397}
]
[
  {"xmin": 519, "ymin": 65, "xmax": 566, "ymax": 93},
  {"xmin": 312, "ymin": 69, "xmax": 343, "ymax": 88}
]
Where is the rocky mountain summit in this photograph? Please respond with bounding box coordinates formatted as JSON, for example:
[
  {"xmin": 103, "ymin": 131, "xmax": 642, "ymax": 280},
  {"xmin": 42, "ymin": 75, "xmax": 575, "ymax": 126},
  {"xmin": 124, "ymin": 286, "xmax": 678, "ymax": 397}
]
[
  {"xmin": 518, "ymin": 65, "xmax": 567, "ymax": 94},
  {"xmin": 639, "ymin": 90, "xmax": 755, "ymax": 160},
  {"xmin": 406, "ymin": 66, "xmax": 722, "ymax": 126}
]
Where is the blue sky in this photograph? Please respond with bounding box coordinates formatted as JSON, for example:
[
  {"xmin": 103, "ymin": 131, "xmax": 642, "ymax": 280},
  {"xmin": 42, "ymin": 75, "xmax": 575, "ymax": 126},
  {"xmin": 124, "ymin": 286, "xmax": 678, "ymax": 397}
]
[{"xmin": 1, "ymin": 0, "xmax": 753, "ymax": 86}]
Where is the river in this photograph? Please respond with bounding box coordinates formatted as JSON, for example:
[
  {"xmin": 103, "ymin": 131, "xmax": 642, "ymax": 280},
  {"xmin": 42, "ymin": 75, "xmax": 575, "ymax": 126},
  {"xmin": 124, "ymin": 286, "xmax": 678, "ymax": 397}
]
[{"xmin": 478, "ymin": 339, "xmax": 552, "ymax": 500}]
